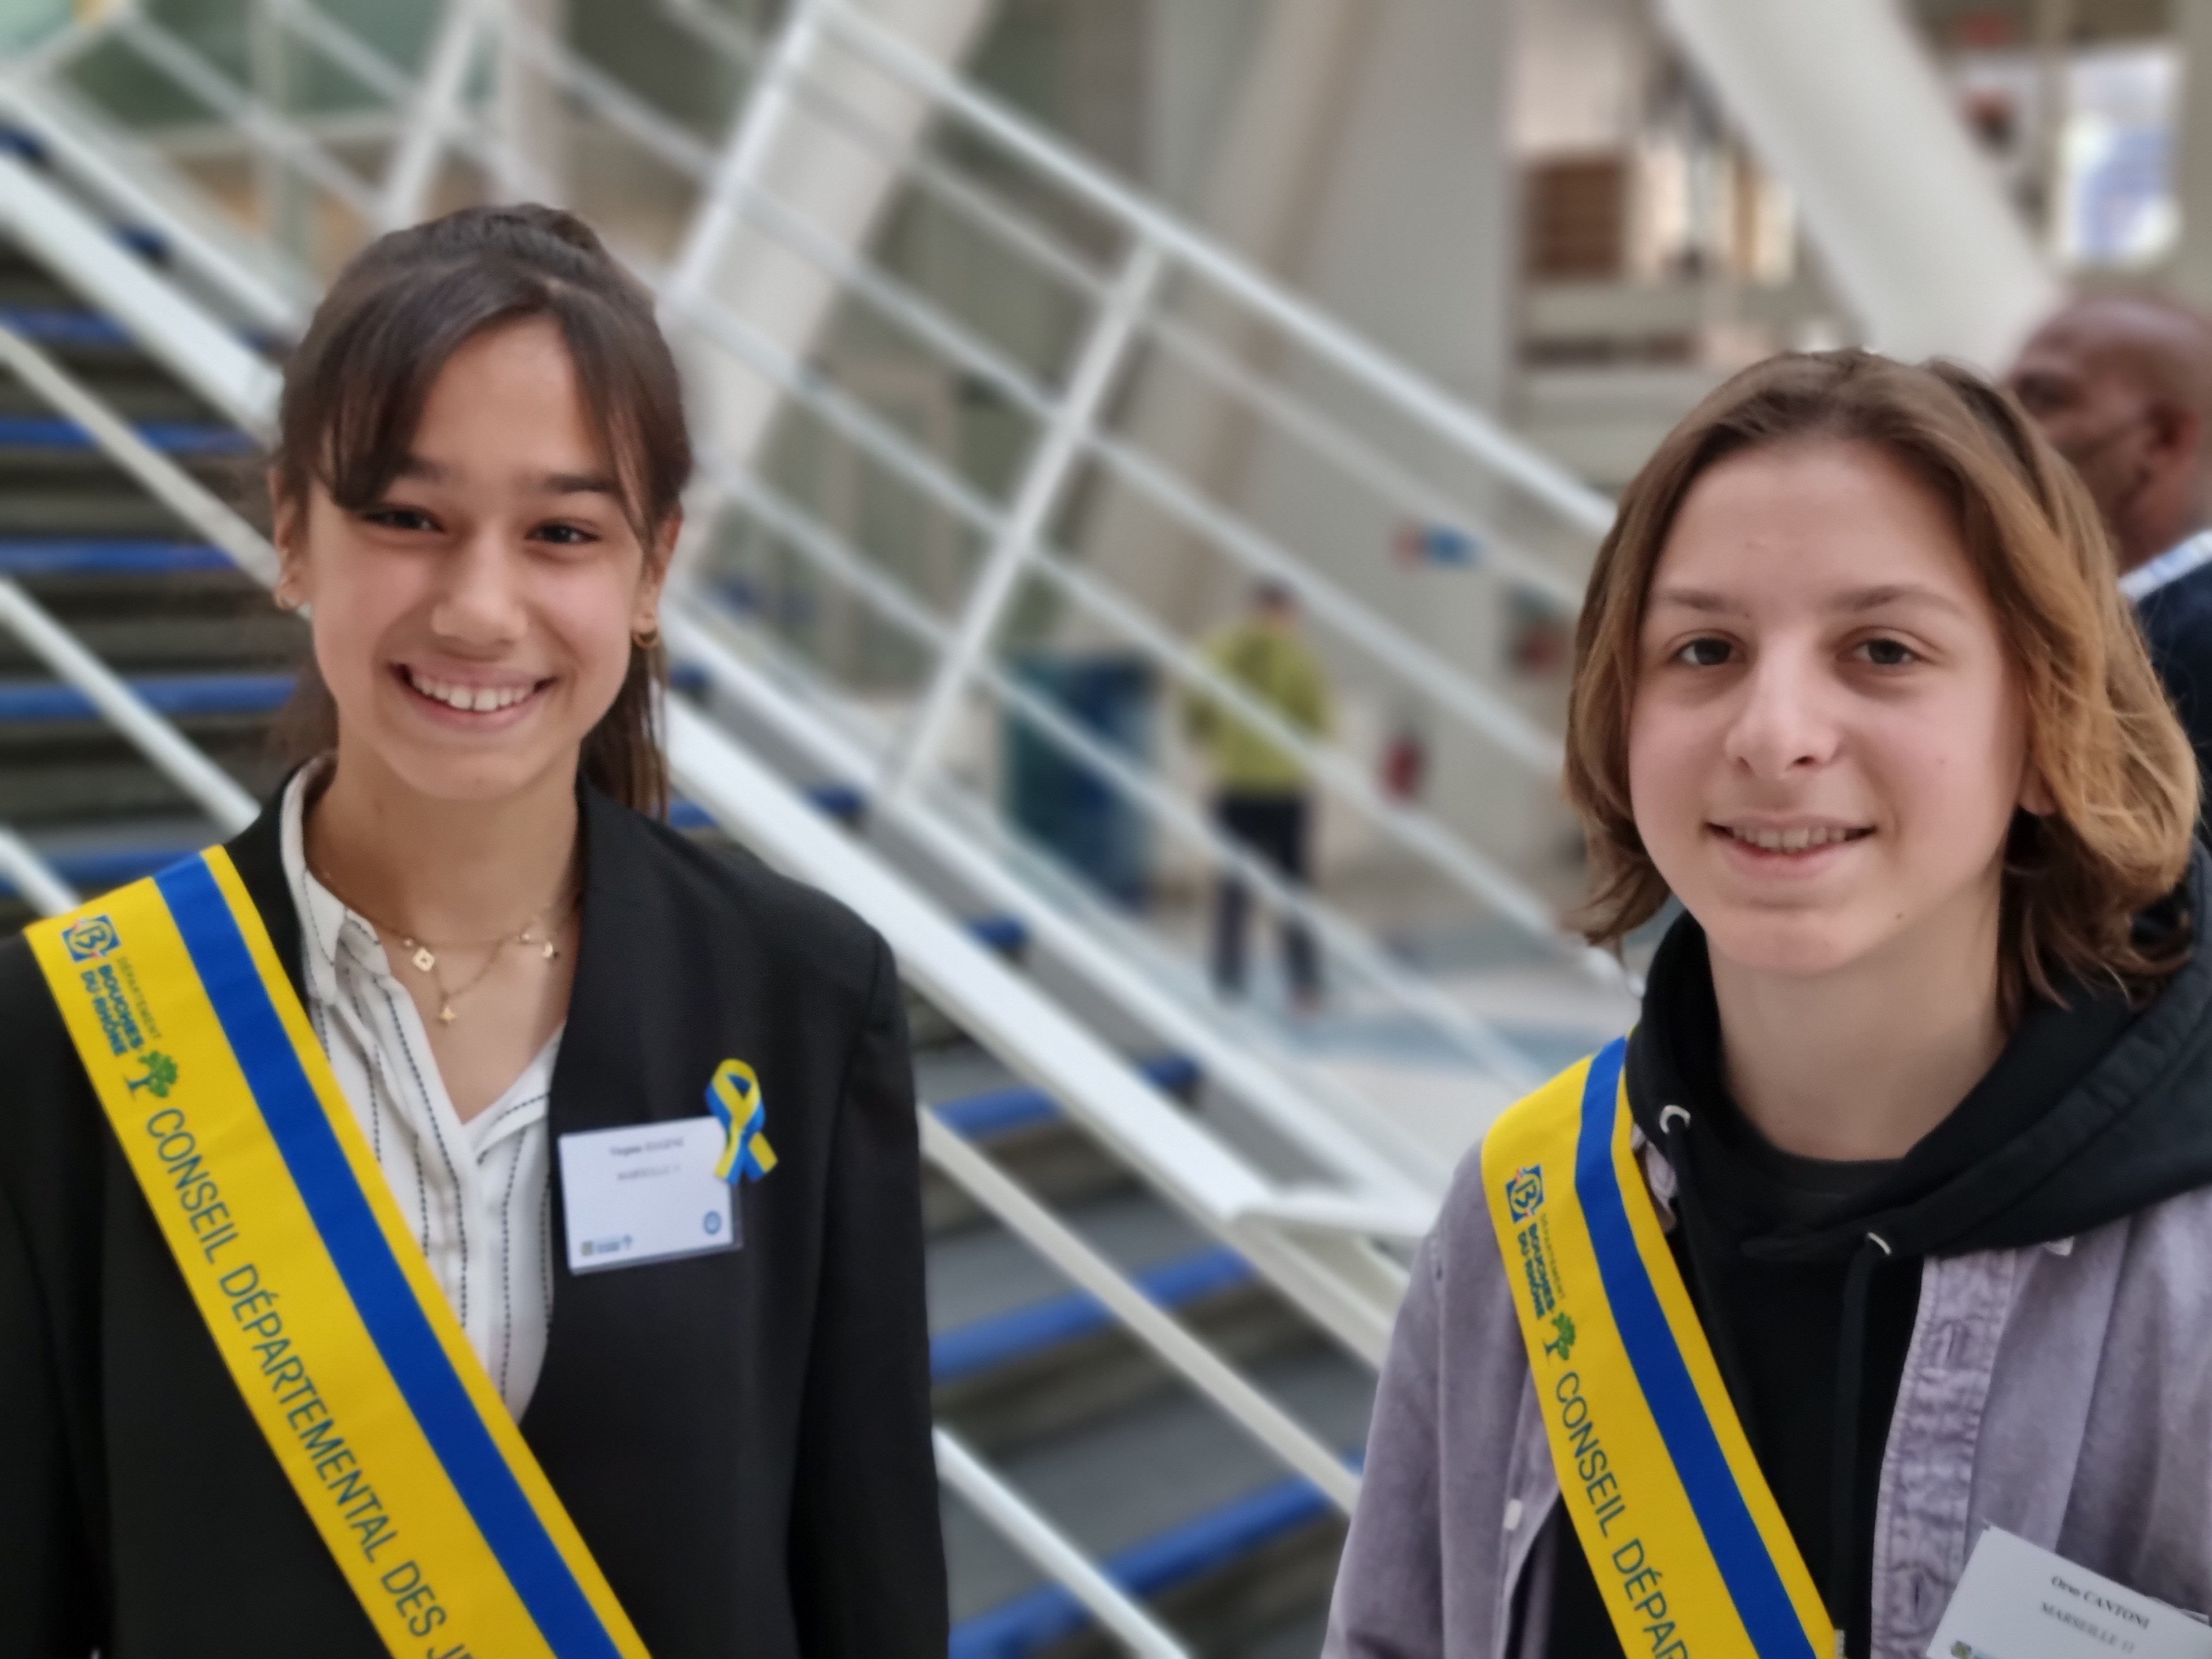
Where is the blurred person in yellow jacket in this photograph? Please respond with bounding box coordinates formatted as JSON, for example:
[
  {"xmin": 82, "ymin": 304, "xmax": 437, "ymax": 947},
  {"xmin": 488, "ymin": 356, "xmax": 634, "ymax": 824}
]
[{"xmin": 1184, "ymin": 582, "xmax": 1331, "ymax": 1012}]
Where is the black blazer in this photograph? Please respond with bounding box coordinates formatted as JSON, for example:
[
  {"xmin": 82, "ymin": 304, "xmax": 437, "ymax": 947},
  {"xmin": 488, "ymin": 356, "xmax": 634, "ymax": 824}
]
[{"xmin": 0, "ymin": 786, "xmax": 947, "ymax": 1657}]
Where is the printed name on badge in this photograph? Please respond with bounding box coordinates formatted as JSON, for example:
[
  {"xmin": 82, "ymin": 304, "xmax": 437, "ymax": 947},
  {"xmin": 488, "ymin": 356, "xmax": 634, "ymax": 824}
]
[
  {"xmin": 1926, "ymin": 1526, "xmax": 2212, "ymax": 1659},
  {"xmin": 558, "ymin": 1116, "xmax": 740, "ymax": 1274}
]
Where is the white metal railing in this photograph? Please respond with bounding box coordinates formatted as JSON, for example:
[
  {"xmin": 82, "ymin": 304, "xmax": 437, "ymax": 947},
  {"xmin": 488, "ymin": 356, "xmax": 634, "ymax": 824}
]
[
  {"xmin": 0, "ymin": 33, "xmax": 312, "ymax": 332},
  {"xmin": 1, "ymin": 0, "xmax": 1541, "ymax": 1233},
  {"xmin": 0, "ymin": 0, "xmax": 1607, "ymax": 1280},
  {"xmin": 933, "ymin": 1427, "xmax": 1190, "ymax": 1659},
  {"xmin": 0, "ymin": 326, "xmax": 261, "ymax": 832},
  {"xmin": 9, "ymin": 1, "xmax": 1632, "ymax": 1094},
  {"xmin": 0, "ymin": 821, "xmax": 78, "ymax": 915},
  {"xmin": 0, "ymin": 157, "xmax": 1380, "ymax": 1647},
  {"xmin": 0, "ymin": 5, "xmax": 1455, "ymax": 1210}
]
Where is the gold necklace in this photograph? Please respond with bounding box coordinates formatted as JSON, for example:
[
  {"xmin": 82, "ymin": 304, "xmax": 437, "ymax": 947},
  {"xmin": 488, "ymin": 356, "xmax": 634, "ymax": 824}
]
[{"xmin": 311, "ymin": 865, "xmax": 573, "ymax": 1025}]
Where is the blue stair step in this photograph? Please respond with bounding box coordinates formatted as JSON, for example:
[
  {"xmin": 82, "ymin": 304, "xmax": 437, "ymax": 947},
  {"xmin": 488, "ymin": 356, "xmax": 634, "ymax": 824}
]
[
  {"xmin": 934, "ymin": 1052, "xmax": 1200, "ymax": 1141},
  {"xmin": 0, "ymin": 306, "xmax": 133, "ymax": 349},
  {"xmin": 0, "ymin": 673, "xmax": 293, "ymax": 722},
  {"xmin": 0, "ymin": 537, "xmax": 234, "ymax": 577},
  {"xmin": 0, "ymin": 413, "xmax": 251, "ymax": 458},
  {"xmin": 930, "ymin": 1244, "xmax": 1252, "ymax": 1387},
  {"xmin": 114, "ymin": 224, "xmax": 169, "ymax": 263},
  {"xmin": 669, "ymin": 789, "xmax": 865, "ymax": 830},
  {"xmin": 949, "ymin": 1474, "xmax": 1336, "ymax": 1658}
]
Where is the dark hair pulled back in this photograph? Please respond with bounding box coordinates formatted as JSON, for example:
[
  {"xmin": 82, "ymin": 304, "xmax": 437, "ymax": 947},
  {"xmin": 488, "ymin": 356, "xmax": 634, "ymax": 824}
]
[{"xmin": 270, "ymin": 204, "xmax": 690, "ymax": 816}]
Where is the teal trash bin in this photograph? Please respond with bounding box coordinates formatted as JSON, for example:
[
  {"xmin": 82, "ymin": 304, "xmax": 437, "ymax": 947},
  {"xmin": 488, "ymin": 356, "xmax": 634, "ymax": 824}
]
[{"xmin": 1003, "ymin": 653, "xmax": 1154, "ymax": 907}]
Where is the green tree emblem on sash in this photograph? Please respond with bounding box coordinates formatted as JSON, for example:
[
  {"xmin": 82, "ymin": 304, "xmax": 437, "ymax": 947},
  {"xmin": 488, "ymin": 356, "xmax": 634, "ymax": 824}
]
[
  {"xmin": 1543, "ymin": 1311, "xmax": 1576, "ymax": 1362},
  {"xmin": 128, "ymin": 1051, "xmax": 178, "ymax": 1098}
]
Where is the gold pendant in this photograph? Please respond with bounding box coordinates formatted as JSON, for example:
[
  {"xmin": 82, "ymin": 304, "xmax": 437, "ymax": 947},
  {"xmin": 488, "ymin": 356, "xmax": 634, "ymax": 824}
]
[
  {"xmin": 437, "ymin": 1002, "xmax": 456, "ymax": 1024},
  {"xmin": 410, "ymin": 945, "xmax": 437, "ymax": 974}
]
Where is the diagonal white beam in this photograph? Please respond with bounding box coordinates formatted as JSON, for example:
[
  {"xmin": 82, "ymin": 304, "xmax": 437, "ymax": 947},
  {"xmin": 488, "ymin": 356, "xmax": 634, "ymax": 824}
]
[{"xmin": 1656, "ymin": 0, "xmax": 2059, "ymax": 366}]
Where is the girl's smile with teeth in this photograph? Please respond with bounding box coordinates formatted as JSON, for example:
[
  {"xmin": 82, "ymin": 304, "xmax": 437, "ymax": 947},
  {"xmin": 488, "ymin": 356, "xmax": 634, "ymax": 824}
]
[
  {"xmin": 1717, "ymin": 823, "xmax": 1873, "ymax": 853},
  {"xmin": 399, "ymin": 664, "xmax": 545, "ymax": 714}
]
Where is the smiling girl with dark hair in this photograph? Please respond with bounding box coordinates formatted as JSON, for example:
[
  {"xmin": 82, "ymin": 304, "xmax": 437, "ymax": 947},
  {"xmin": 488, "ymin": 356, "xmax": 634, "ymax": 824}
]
[
  {"xmin": 0, "ymin": 205, "xmax": 946, "ymax": 1658},
  {"xmin": 1327, "ymin": 350, "xmax": 2212, "ymax": 1659}
]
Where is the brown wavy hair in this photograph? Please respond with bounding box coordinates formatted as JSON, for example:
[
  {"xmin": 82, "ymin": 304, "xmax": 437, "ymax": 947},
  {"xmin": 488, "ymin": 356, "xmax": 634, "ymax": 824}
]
[
  {"xmin": 269, "ymin": 204, "xmax": 689, "ymax": 816},
  {"xmin": 1564, "ymin": 349, "xmax": 2196, "ymax": 1007}
]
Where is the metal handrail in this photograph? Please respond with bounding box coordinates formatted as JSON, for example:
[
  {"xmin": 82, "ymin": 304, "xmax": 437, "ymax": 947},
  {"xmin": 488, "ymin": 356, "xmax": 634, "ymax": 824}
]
[
  {"xmin": 0, "ymin": 32, "xmax": 313, "ymax": 332},
  {"xmin": 0, "ymin": 0, "xmax": 1531, "ymax": 1199},
  {"xmin": 923, "ymin": 1110, "xmax": 1358, "ymax": 1513},
  {"xmin": 666, "ymin": 602, "xmax": 1443, "ymax": 1201},
  {"xmin": 932, "ymin": 1427, "xmax": 1192, "ymax": 1658},
  {"xmin": 674, "ymin": 460, "xmax": 1548, "ymax": 1085},
  {"xmin": 811, "ymin": 0, "xmax": 1614, "ymax": 534},
  {"xmin": 0, "ymin": 148, "xmax": 284, "ymax": 435},
  {"xmin": 0, "ymin": 330, "xmax": 260, "ymax": 831},
  {"xmin": 487, "ymin": 1, "xmax": 1577, "ymax": 783},
  {"xmin": 99, "ymin": 0, "xmax": 1596, "ymax": 990},
  {"xmin": 649, "ymin": 0, "xmax": 1590, "ymax": 620},
  {"xmin": 651, "ymin": 267, "xmax": 1588, "ymax": 991},
  {"xmin": 0, "ymin": 822, "xmax": 80, "ymax": 915}
]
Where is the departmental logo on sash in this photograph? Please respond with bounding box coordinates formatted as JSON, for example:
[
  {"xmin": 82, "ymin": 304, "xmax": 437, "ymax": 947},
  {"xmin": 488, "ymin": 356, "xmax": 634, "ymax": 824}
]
[
  {"xmin": 61, "ymin": 914, "xmax": 120, "ymax": 962},
  {"xmin": 1505, "ymin": 1163, "xmax": 1545, "ymax": 1222}
]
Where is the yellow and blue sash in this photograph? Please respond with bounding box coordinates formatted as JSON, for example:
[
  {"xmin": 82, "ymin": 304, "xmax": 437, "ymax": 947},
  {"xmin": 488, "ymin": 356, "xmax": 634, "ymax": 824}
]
[
  {"xmin": 27, "ymin": 850, "xmax": 649, "ymax": 1659},
  {"xmin": 1481, "ymin": 1038, "xmax": 1831, "ymax": 1658}
]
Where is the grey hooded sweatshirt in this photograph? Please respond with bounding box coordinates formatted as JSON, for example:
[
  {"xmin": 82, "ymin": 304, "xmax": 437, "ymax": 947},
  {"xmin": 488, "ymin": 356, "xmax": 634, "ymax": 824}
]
[{"xmin": 1325, "ymin": 855, "xmax": 2212, "ymax": 1659}]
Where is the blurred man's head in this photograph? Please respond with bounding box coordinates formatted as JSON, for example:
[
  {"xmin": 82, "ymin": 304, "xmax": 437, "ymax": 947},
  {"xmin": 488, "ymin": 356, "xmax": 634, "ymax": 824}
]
[{"xmin": 2007, "ymin": 294, "xmax": 2212, "ymax": 571}]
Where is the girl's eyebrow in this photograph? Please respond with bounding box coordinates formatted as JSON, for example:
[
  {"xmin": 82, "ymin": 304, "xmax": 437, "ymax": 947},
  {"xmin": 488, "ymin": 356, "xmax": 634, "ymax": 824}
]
[
  {"xmin": 528, "ymin": 470, "xmax": 617, "ymax": 497},
  {"xmin": 390, "ymin": 455, "xmax": 616, "ymax": 497},
  {"xmin": 1646, "ymin": 583, "xmax": 1967, "ymax": 617},
  {"xmin": 1647, "ymin": 586, "xmax": 1738, "ymax": 615},
  {"xmin": 1833, "ymin": 582, "xmax": 1966, "ymax": 617}
]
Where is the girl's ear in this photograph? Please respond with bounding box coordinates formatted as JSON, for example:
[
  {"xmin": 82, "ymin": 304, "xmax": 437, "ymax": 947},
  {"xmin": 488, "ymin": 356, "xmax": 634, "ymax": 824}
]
[
  {"xmin": 632, "ymin": 509, "xmax": 681, "ymax": 635},
  {"xmin": 2019, "ymin": 766, "xmax": 2056, "ymax": 816},
  {"xmin": 268, "ymin": 469, "xmax": 306, "ymax": 610}
]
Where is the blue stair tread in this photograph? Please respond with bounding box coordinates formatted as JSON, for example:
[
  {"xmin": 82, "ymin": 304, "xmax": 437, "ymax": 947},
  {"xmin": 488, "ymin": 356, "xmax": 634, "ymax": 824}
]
[
  {"xmin": 947, "ymin": 1474, "xmax": 1334, "ymax": 1658},
  {"xmin": 930, "ymin": 1244, "xmax": 1251, "ymax": 1386},
  {"xmin": 0, "ymin": 413, "xmax": 251, "ymax": 457},
  {"xmin": 0, "ymin": 673, "xmax": 294, "ymax": 722},
  {"xmin": 934, "ymin": 1051, "xmax": 1199, "ymax": 1141},
  {"xmin": 0, "ymin": 537, "xmax": 234, "ymax": 577},
  {"xmin": 670, "ymin": 787, "xmax": 865, "ymax": 829},
  {"xmin": 0, "ymin": 306, "xmax": 133, "ymax": 349},
  {"xmin": 670, "ymin": 781, "xmax": 865, "ymax": 826}
]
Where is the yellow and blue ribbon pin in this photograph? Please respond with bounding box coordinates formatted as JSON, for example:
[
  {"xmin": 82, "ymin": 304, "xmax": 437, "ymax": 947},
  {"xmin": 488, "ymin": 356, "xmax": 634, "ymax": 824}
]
[{"xmin": 707, "ymin": 1058, "xmax": 777, "ymax": 1184}]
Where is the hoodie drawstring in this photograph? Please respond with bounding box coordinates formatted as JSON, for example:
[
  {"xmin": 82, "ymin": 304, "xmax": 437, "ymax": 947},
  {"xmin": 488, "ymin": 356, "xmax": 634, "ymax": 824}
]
[{"xmin": 1827, "ymin": 1232, "xmax": 1892, "ymax": 1651}]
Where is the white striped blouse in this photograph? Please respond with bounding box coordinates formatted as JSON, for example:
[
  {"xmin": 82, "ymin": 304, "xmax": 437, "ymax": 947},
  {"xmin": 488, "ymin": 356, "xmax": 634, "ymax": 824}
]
[{"xmin": 278, "ymin": 766, "xmax": 557, "ymax": 1419}]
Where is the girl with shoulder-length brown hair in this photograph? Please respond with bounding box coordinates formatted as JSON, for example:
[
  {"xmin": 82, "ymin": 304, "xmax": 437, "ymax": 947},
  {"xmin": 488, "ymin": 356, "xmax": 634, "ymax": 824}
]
[
  {"xmin": 0, "ymin": 205, "xmax": 946, "ymax": 1657},
  {"xmin": 1327, "ymin": 351, "xmax": 2212, "ymax": 1659}
]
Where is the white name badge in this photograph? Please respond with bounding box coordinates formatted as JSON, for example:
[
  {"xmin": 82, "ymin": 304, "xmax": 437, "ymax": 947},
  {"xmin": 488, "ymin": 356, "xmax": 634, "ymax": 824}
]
[
  {"xmin": 1927, "ymin": 1527, "xmax": 2212, "ymax": 1659},
  {"xmin": 557, "ymin": 1116, "xmax": 738, "ymax": 1275}
]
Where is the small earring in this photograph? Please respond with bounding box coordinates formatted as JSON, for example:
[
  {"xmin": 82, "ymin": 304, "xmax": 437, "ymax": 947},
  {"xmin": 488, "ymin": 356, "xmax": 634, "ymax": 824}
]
[
  {"xmin": 274, "ymin": 588, "xmax": 299, "ymax": 613},
  {"xmin": 633, "ymin": 622, "xmax": 661, "ymax": 650}
]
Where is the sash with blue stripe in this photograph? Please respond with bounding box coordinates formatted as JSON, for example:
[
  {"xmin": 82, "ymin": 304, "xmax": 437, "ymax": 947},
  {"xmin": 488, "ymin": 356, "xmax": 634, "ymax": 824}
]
[
  {"xmin": 1481, "ymin": 1038, "xmax": 1831, "ymax": 1659},
  {"xmin": 27, "ymin": 850, "xmax": 649, "ymax": 1658}
]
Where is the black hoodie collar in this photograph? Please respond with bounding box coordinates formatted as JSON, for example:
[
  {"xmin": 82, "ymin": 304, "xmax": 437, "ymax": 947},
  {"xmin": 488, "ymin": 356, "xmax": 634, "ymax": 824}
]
[{"xmin": 1627, "ymin": 849, "xmax": 2211, "ymax": 1261}]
